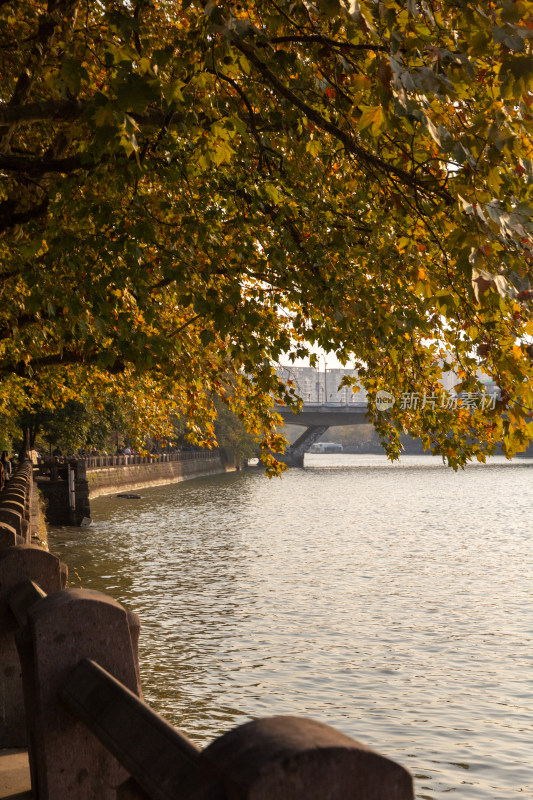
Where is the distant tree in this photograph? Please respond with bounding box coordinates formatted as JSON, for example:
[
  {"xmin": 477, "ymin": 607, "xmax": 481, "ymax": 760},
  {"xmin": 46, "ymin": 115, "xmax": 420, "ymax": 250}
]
[
  {"xmin": 38, "ymin": 399, "xmax": 113, "ymax": 454},
  {"xmin": 14, "ymin": 372, "xmax": 194, "ymax": 456},
  {"xmin": 1, "ymin": 1, "xmax": 533, "ymax": 468},
  {"xmin": 214, "ymin": 399, "xmax": 257, "ymax": 468}
]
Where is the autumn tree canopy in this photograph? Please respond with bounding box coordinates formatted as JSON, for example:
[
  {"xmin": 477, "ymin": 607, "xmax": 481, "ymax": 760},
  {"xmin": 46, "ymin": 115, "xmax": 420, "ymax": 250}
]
[{"xmin": 1, "ymin": 0, "xmax": 533, "ymax": 467}]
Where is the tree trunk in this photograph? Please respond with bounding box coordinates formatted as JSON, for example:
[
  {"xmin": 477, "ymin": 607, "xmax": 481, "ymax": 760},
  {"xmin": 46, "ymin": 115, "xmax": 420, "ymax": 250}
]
[{"xmin": 19, "ymin": 426, "xmax": 31, "ymax": 461}]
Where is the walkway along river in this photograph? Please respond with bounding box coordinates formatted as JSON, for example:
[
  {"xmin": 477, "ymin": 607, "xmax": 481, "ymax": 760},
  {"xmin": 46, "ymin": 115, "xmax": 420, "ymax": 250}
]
[{"xmin": 49, "ymin": 454, "xmax": 533, "ymax": 800}]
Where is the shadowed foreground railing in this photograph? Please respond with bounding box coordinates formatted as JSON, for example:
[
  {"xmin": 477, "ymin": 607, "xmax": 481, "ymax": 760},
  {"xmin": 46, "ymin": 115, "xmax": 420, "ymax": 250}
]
[
  {"xmin": 0, "ymin": 466, "xmax": 414, "ymax": 799},
  {"xmin": 0, "ymin": 461, "xmax": 35, "ymax": 548}
]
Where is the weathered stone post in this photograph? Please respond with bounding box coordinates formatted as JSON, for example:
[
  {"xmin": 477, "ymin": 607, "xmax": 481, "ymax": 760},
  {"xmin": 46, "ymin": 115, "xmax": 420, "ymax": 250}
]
[
  {"xmin": 0, "ymin": 545, "xmax": 67, "ymax": 746},
  {"xmin": 0, "ymin": 523, "xmax": 24, "ymax": 549},
  {"xmin": 0, "ymin": 500, "xmax": 29, "ymax": 543},
  {"xmin": 37, "ymin": 458, "xmax": 91, "ymax": 526},
  {"xmin": 16, "ymin": 589, "xmax": 141, "ymax": 799},
  {"xmin": 73, "ymin": 459, "xmax": 91, "ymax": 524},
  {"xmin": 193, "ymin": 716, "xmax": 415, "ymax": 799}
]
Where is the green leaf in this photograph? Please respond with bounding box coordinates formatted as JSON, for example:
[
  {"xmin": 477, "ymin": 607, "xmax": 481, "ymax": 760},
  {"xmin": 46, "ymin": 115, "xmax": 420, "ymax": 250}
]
[{"xmin": 116, "ymin": 75, "xmax": 159, "ymax": 112}]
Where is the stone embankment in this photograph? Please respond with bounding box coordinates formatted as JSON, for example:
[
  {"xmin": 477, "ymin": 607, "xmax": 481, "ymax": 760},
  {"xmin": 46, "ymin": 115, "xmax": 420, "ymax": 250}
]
[
  {"xmin": 84, "ymin": 451, "xmax": 228, "ymax": 498},
  {"xmin": 0, "ymin": 462, "xmax": 415, "ymax": 799},
  {"xmin": 38, "ymin": 451, "xmax": 230, "ymax": 525}
]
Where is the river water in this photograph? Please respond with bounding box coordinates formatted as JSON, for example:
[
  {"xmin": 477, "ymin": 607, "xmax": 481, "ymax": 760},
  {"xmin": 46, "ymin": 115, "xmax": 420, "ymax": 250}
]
[{"xmin": 48, "ymin": 455, "xmax": 532, "ymax": 799}]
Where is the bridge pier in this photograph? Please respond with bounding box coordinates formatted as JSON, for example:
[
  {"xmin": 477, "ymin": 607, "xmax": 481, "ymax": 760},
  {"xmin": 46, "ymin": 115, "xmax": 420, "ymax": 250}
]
[
  {"xmin": 276, "ymin": 453, "xmax": 305, "ymax": 468},
  {"xmin": 273, "ymin": 401, "xmax": 369, "ymax": 467},
  {"xmin": 283, "ymin": 425, "xmax": 329, "ymax": 467}
]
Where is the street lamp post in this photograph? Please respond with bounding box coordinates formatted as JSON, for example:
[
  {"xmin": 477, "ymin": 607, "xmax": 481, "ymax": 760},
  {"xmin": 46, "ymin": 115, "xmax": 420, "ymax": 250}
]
[{"xmin": 317, "ymin": 355, "xmax": 327, "ymax": 404}]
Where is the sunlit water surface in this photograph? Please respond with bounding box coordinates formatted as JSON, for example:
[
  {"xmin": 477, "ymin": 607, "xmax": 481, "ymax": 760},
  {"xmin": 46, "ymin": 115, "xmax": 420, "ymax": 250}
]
[{"xmin": 49, "ymin": 455, "xmax": 533, "ymax": 799}]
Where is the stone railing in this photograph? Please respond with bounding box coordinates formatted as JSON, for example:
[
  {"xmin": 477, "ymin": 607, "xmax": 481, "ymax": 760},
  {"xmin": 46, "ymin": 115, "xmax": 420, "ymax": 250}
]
[
  {"xmin": 0, "ymin": 473, "xmax": 415, "ymax": 799},
  {"xmin": 0, "ymin": 461, "xmax": 36, "ymax": 548},
  {"xmin": 74, "ymin": 451, "xmax": 219, "ymax": 469}
]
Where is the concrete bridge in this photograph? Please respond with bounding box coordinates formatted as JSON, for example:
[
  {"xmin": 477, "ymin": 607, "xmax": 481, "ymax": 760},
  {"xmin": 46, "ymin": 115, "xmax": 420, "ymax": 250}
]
[{"xmin": 274, "ymin": 401, "xmax": 370, "ymax": 467}]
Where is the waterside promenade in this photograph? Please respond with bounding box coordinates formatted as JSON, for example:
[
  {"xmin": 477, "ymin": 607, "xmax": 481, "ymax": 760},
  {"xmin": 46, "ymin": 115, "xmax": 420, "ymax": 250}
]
[{"xmin": 0, "ymin": 749, "xmax": 31, "ymax": 799}]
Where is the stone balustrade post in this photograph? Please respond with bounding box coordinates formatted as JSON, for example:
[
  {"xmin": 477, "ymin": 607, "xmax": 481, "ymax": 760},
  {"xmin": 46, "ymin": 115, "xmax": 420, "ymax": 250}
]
[
  {"xmin": 192, "ymin": 716, "xmax": 415, "ymax": 800},
  {"xmin": 0, "ymin": 523, "xmax": 24, "ymax": 549},
  {"xmin": 16, "ymin": 589, "xmax": 141, "ymax": 800},
  {"xmin": 0, "ymin": 545, "xmax": 67, "ymax": 746},
  {"xmin": 59, "ymin": 659, "xmax": 413, "ymax": 800}
]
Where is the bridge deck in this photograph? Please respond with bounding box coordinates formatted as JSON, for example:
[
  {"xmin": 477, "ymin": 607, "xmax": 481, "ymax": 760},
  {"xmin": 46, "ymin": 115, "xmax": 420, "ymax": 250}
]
[
  {"xmin": 275, "ymin": 402, "xmax": 369, "ymax": 427},
  {"xmin": 0, "ymin": 750, "xmax": 31, "ymax": 799}
]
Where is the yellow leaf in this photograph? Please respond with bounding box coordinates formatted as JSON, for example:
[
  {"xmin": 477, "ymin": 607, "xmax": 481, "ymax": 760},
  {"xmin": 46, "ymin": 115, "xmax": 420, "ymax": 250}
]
[
  {"xmin": 306, "ymin": 139, "xmax": 321, "ymax": 157},
  {"xmin": 358, "ymin": 105, "xmax": 387, "ymax": 137}
]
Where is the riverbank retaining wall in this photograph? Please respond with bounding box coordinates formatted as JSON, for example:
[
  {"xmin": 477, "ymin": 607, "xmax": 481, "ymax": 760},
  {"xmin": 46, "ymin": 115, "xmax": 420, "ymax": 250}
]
[
  {"xmin": 86, "ymin": 454, "xmax": 230, "ymax": 498},
  {"xmin": 37, "ymin": 453, "xmax": 231, "ymax": 525}
]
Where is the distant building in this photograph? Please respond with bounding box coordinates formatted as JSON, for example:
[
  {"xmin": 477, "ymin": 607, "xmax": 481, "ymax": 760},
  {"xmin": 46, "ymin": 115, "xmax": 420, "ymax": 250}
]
[
  {"xmin": 276, "ymin": 362, "xmax": 498, "ymax": 406},
  {"xmin": 276, "ymin": 365, "xmax": 366, "ymax": 404},
  {"xmin": 440, "ymin": 358, "xmax": 500, "ymax": 396}
]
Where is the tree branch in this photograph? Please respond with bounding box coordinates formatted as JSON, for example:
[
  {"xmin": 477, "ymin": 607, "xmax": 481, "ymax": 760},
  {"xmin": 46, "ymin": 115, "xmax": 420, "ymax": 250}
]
[
  {"xmin": 268, "ymin": 35, "xmax": 387, "ymax": 52},
  {"xmin": 0, "ymin": 311, "xmax": 51, "ymax": 341},
  {"xmin": 0, "ymin": 349, "xmax": 126, "ymax": 378},
  {"xmin": 0, "ymin": 197, "xmax": 49, "ymax": 234},
  {"xmin": 0, "ymin": 99, "xmax": 87, "ymax": 126},
  {"xmin": 0, "ymin": 100, "xmax": 185, "ymax": 128},
  {"xmin": 165, "ymin": 314, "xmax": 203, "ymax": 339},
  {"xmin": 0, "ymin": 154, "xmax": 84, "ymax": 174},
  {"xmin": 229, "ymin": 34, "xmax": 454, "ymax": 205},
  {"xmin": 0, "ymin": 0, "xmax": 81, "ymax": 147}
]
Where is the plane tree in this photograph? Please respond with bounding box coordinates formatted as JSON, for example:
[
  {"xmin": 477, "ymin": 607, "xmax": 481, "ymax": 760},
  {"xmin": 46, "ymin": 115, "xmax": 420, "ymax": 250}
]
[{"xmin": 1, "ymin": 0, "xmax": 532, "ymax": 468}]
